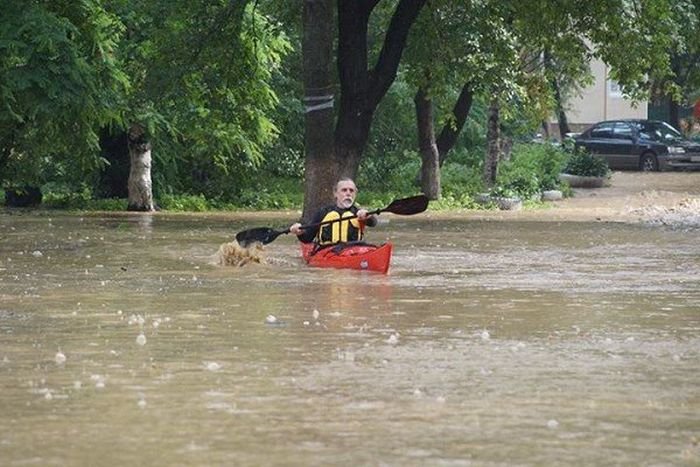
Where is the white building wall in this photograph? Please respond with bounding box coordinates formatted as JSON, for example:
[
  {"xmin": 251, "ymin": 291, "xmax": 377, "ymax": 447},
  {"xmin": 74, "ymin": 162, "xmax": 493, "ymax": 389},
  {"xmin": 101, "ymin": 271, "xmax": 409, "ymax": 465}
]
[{"xmin": 550, "ymin": 57, "xmax": 647, "ymax": 136}]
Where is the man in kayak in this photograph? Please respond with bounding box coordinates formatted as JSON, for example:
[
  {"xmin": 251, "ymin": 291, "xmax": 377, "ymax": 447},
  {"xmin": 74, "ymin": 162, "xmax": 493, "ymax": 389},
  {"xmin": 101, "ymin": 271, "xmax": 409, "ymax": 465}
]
[{"xmin": 290, "ymin": 178, "xmax": 377, "ymax": 246}]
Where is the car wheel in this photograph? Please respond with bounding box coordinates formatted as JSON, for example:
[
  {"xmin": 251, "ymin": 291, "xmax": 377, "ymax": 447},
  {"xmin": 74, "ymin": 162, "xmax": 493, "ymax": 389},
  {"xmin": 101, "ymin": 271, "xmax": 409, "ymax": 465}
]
[{"xmin": 639, "ymin": 152, "xmax": 658, "ymax": 172}]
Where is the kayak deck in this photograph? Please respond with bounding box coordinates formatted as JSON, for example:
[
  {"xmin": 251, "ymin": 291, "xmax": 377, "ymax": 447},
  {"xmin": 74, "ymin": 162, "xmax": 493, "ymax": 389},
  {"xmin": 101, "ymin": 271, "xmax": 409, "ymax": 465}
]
[{"xmin": 300, "ymin": 242, "xmax": 393, "ymax": 274}]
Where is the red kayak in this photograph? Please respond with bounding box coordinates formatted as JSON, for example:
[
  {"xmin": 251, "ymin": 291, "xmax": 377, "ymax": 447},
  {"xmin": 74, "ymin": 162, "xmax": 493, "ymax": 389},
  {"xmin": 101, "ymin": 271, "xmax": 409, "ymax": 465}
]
[{"xmin": 300, "ymin": 242, "xmax": 393, "ymax": 274}]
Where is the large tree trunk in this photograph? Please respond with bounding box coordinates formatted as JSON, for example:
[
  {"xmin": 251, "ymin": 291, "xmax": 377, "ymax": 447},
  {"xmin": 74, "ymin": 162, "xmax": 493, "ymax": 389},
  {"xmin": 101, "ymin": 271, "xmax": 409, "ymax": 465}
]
[
  {"xmin": 301, "ymin": 0, "xmax": 336, "ymax": 221},
  {"xmin": 126, "ymin": 124, "xmax": 155, "ymax": 212},
  {"xmin": 334, "ymin": 0, "xmax": 427, "ymax": 180},
  {"xmin": 483, "ymin": 98, "xmax": 500, "ymax": 188},
  {"xmin": 414, "ymin": 87, "xmax": 440, "ymax": 200}
]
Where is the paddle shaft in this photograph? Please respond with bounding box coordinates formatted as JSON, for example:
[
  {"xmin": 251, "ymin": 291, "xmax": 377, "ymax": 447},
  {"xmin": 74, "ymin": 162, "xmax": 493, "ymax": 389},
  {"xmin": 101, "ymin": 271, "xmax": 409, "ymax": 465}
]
[
  {"xmin": 292, "ymin": 206, "xmax": 382, "ymax": 235},
  {"xmin": 235, "ymin": 195, "xmax": 428, "ymax": 246}
]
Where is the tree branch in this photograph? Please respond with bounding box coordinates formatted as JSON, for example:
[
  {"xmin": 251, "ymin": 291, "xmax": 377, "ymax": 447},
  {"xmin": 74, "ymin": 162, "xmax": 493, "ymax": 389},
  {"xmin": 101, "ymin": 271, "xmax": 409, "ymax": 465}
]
[
  {"xmin": 437, "ymin": 82, "xmax": 473, "ymax": 164},
  {"xmin": 368, "ymin": 0, "xmax": 428, "ymax": 107}
]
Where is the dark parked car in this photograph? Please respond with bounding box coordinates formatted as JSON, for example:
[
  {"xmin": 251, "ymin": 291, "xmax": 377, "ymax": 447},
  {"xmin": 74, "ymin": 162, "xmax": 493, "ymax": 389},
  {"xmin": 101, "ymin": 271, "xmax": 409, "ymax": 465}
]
[{"xmin": 574, "ymin": 119, "xmax": 700, "ymax": 171}]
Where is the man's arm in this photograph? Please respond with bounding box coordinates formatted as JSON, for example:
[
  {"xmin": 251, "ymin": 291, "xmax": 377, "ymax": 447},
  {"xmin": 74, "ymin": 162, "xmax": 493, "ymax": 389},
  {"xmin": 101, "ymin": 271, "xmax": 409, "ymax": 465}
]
[{"xmin": 290, "ymin": 208, "xmax": 327, "ymax": 243}]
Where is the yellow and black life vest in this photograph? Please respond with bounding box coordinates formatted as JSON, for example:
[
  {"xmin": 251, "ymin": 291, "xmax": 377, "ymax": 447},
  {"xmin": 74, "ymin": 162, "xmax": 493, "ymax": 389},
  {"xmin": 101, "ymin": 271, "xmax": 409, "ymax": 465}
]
[{"xmin": 316, "ymin": 209, "xmax": 364, "ymax": 245}]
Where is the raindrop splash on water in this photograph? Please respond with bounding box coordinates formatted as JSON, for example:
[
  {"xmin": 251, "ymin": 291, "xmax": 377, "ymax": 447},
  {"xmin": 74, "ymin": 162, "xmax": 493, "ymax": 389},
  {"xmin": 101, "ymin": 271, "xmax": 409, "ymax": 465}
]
[
  {"xmin": 54, "ymin": 351, "xmax": 66, "ymax": 365},
  {"xmin": 136, "ymin": 333, "xmax": 147, "ymax": 346},
  {"xmin": 91, "ymin": 375, "xmax": 106, "ymax": 389}
]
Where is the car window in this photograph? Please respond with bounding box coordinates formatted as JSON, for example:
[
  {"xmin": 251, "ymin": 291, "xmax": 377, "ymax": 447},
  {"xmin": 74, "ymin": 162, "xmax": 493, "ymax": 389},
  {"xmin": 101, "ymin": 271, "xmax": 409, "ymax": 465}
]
[
  {"xmin": 636, "ymin": 121, "xmax": 682, "ymax": 142},
  {"xmin": 612, "ymin": 123, "xmax": 634, "ymax": 139},
  {"xmin": 590, "ymin": 123, "xmax": 614, "ymax": 138}
]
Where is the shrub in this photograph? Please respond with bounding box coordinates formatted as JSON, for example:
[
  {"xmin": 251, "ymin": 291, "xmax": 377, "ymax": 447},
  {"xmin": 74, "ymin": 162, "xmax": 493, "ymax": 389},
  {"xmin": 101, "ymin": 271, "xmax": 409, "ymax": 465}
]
[
  {"xmin": 42, "ymin": 192, "xmax": 127, "ymax": 211},
  {"xmin": 158, "ymin": 194, "xmax": 210, "ymax": 212},
  {"xmin": 236, "ymin": 187, "xmax": 302, "ymax": 210},
  {"xmin": 493, "ymin": 143, "xmax": 569, "ymax": 198},
  {"xmin": 441, "ymin": 161, "xmax": 485, "ymax": 198},
  {"xmin": 564, "ymin": 149, "xmax": 610, "ymax": 177}
]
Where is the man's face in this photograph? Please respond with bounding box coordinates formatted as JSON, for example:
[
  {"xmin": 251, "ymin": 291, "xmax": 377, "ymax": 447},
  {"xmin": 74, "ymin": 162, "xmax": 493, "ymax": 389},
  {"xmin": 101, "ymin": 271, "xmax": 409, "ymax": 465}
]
[{"xmin": 334, "ymin": 181, "xmax": 357, "ymax": 208}]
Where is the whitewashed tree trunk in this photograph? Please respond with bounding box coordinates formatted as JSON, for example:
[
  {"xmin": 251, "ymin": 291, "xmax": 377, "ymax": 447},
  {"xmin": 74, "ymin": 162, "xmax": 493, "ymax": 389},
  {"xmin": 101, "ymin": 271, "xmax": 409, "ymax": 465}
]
[{"xmin": 127, "ymin": 124, "xmax": 155, "ymax": 212}]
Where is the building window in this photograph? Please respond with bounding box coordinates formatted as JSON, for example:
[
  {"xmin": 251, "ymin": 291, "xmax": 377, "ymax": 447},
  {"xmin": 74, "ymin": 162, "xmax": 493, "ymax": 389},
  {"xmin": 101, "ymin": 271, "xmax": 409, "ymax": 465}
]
[{"xmin": 609, "ymin": 80, "xmax": 623, "ymax": 98}]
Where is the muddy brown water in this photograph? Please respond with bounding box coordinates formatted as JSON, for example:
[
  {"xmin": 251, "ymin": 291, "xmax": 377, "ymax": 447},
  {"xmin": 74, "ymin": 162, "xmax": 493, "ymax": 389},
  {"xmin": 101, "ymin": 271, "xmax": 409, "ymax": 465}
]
[{"xmin": 1, "ymin": 183, "xmax": 699, "ymax": 465}]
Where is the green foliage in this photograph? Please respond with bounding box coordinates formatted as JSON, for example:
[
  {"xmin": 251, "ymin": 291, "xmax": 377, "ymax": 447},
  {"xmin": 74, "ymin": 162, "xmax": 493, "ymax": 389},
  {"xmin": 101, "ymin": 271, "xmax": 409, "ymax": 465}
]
[
  {"xmin": 492, "ymin": 175, "xmax": 538, "ymax": 199},
  {"xmin": 0, "ymin": 0, "xmax": 127, "ymax": 187},
  {"xmin": 429, "ymin": 194, "xmax": 484, "ymax": 210},
  {"xmin": 158, "ymin": 194, "xmax": 210, "ymax": 212},
  {"xmin": 236, "ymin": 187, "xmax": 302, "ymax": 210},
  {"xmin": 564, "ymin": 149, "xmax": 611, "ymax": 177},
  {"xmin": 493, "ymin": 143, "xmax": 569, "ymax": 198},
  {"xmin": 360, "ymin": 149, "xmax": 419, "ymax": 194},
  {"xmin": 2, "ymin": 0, "xmax": 694, "ymax": 214},
  {"xmin": 42, "ymin": 184, "xmax": 127, "ymax": 211},
  {"xmin": 41, "ymin": 181, "xmax": 305, "ymax": 211},
  {"xmin": 441, "ymin": 159, "xmax": 486, "ymax": 197},
  {"xmin": 259, "ymin": 18, "xmax": 305, "ymax": 180},
  {"xmin": 105, "ymin": 0, "xmax": 291, "ymax": 199},
  {"xmin": 53, "ymin": 1, "xmax": 287, "ymax": 204}
]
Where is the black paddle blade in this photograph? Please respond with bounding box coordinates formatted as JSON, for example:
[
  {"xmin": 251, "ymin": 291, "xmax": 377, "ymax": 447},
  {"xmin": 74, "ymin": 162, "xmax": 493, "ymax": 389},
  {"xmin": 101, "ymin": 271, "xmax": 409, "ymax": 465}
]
[
  {"xmin": 235, "ymin": 227, "xmax": 285, "ymax": 247},
  {"xmin": 381, "ymin": 194, "xmax": 429, "ymax": 215}
]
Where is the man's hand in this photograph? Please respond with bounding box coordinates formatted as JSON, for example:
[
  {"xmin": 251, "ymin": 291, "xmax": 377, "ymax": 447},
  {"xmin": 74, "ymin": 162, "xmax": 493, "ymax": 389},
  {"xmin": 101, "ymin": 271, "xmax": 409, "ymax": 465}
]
[
  {"xmin": 289, "ymin": 222, "xmax": 303, "ymax": 235},
  {"xmin": 356, "ymin": 209, "xmax": 369, "ymax": 220}
]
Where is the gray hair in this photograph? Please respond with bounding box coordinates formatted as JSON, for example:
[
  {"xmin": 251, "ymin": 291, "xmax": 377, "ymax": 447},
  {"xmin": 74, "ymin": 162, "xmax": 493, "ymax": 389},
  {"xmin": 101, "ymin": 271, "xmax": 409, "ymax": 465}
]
[{"xmin": 334, "ymin": 178, "xmax": 356, "ymax": 191}]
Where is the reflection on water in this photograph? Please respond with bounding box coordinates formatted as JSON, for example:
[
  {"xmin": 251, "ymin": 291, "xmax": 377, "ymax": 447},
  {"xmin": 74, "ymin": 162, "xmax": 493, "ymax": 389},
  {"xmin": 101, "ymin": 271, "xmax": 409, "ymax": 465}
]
[{"xmin": 0, "ymin": 212, "xmax": 698, "ymax": 466}]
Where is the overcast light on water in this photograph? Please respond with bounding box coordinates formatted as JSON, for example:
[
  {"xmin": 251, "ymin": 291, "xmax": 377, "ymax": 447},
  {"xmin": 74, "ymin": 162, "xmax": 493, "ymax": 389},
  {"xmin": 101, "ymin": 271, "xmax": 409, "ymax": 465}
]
[{"xmin": 1, "ymin": 210, "xmax": 698, "ymax": 466}]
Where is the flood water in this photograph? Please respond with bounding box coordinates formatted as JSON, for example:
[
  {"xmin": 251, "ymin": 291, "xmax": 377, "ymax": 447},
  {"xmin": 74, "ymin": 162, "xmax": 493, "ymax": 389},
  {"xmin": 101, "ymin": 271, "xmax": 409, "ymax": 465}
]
[{"xmin": 1, "ymin": 210, "xmax": 698, "ymax": 466}]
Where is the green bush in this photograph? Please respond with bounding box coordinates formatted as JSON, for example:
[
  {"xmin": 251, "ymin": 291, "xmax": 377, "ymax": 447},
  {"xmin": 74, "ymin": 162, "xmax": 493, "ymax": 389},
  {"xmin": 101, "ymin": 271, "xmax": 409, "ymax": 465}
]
[
  {"xmin": 564, "ymin": 149, "xmax": 610, "ymax": 177},
  {"xmin": 360, "ymin": 150, "xmax": 421, "ymax": 193},
  {"xmin": 158, "ymin": 194, "xmax": 210, "ymax": 212},
  {"xmin": 441, "ymin": 161, "xmax": 485, "ymax": 197},
  {"xmin": 42, "ymin": 192, "xmax": 127, "ymax": 211},
  {"xmin": 492, "ymin": 143, "xmax": 569, "ymax": 198},
  {"xmin": 236, "ymin": 187, "xmax": 302, "ymax": 210},
  {"xmin": 430, "ymin": 193, "xmax": 483, "ymax": 210}
]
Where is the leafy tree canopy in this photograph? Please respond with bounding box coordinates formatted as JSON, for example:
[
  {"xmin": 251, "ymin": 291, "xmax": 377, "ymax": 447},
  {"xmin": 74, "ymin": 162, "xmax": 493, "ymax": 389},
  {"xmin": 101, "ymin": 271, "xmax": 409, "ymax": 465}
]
[
  {"xmin": 109, "ymin": 0, "xmax": 291, "ymax": 175},
  {"xmin": 0, "ymin": 0, "xmax": 127, "ymax": 186}
]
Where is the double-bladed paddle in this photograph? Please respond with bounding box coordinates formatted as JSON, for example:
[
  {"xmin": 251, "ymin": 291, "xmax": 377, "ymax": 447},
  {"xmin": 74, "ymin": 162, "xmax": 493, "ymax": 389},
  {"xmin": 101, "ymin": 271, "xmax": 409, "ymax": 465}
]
[{"xmin": 235, "ymin": 194, "xmax": 429, "ymax": 247}]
